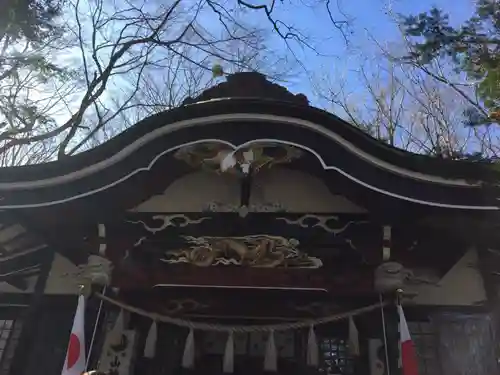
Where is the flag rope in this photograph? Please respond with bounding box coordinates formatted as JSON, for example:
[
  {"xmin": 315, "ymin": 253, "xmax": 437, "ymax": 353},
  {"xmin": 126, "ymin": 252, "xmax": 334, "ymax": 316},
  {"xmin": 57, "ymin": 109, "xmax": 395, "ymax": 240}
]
[
  {"xmin": 379, "ymin": 293, "xmax": 391, "ymax": 375},
  {"xmin": 86, "ymin": 285, "xmax": 106, "ymax": 371},
  {"xmin": 95, "ymin": 292, "xmax": 388, "ymax": 332}
]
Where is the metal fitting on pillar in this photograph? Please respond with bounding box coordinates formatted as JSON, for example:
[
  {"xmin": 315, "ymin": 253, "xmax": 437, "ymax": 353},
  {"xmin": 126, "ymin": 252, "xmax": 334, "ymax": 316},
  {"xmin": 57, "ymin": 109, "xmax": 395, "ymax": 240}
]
[{"xmin": 374, "ymin": 262, "xmax": 406, "ymax": 293}]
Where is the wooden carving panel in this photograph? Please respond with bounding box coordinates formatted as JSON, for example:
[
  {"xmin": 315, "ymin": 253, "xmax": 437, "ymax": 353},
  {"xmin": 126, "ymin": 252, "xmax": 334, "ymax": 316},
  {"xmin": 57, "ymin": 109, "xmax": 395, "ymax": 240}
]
[
  {"xmin": 82, "ymin": 212, "xmax": 383, "ymax": 294},
  {"xmin": 174, "ymin": 141, "xmax": 303, "ymax": 175},
  {"xmin": 87, "ymin": 212, "xmax": 381, "ymax": 266},
  {"xmin": 162, "ymin": 235, "xmax": 322, "ymax": 268}
]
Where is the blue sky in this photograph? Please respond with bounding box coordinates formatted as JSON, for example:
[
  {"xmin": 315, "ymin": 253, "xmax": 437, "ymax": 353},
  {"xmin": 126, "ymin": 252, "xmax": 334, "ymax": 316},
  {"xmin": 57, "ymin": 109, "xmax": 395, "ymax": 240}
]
[
  {"xmin": 64, "ymin": 0, "xmax": 476, "ymax": 113},
  {"xmin": 50, "ymin": 0, "xmax": 483, "ymax": 156},
  {"xmin": 263, "ymin": 0, "xmax": 475, "ymax": 105}
]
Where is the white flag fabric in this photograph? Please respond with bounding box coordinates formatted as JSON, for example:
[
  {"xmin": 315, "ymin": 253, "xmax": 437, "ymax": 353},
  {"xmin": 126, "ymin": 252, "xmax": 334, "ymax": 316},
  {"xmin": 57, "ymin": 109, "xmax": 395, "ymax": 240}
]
[
  {"xmin": 348, "ymin": 316, "xmax": 360, "ymax": 356},
  {"xmin": 61, "ymin": 295, "xmax": 86, "ymax": 375}
]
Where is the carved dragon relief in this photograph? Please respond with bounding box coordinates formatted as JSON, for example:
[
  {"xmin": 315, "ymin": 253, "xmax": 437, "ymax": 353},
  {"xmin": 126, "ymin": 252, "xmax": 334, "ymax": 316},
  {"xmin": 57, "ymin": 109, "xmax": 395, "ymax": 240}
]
[
  {"xmin": 174, "ymin": 141, "xmax": 303, "ymax": 175},
  {"xmin": 161, "ymin": 235, "xmax": 322, "ymax": 268}
]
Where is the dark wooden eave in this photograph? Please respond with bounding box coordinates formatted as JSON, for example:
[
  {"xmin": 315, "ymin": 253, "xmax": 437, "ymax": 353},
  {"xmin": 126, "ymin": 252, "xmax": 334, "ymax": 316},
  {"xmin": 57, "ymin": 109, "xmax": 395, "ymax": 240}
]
[
  {"xmin": 0, "ymin": 73, "xmax": 496, "ymax": 184},
  {"xmin": 0, "ymin": 98, "xmax": 495, "ymax": 218}
]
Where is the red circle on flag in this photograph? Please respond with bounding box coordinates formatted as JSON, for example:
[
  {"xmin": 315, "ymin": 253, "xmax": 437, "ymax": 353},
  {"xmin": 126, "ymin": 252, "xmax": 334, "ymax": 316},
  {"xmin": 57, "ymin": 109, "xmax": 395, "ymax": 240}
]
[{"xmin": 67, "ymin": 333, "xmax": 81, "ymax": 369}]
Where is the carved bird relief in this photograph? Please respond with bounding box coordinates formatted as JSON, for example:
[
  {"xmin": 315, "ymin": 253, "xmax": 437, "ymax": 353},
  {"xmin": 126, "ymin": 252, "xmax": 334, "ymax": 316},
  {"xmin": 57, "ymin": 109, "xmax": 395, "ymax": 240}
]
[{"xmin": 174, "ymin": 142, "xmax": 303, "ymax": 175}]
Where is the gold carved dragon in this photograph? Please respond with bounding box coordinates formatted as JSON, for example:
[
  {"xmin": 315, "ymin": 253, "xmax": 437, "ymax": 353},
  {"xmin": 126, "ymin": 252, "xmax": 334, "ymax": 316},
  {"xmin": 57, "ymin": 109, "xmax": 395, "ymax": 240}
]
[{"xmin": 161, "ymin": 235, "xmax": 322, "ymax": 268}]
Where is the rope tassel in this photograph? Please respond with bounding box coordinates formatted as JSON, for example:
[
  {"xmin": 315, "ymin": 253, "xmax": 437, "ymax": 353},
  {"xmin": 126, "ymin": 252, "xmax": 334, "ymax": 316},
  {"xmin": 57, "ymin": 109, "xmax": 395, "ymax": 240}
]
[
  {"xmin": 348, "ymin": 316, "xmax": 360, "ymax": 357},
  {"xmin": 144, "ymin": 320, "xmax": 157, "ymax": 358},
  {"xmin": 223, "ymin": 331, "xmax": 234, "ymax": 373},
  {"xmin": 306, "ymin": 326, "xmax": 319, "ymax": 367},
  {"xmin": 182, "ymin": 328, "xmax": 195, "ymax": 369},
  {"xmin": 264, "ymin": 330, "xmax": 277, "ymax": 372},
  {"xmin": 109, "ymin": 309, "xmax": 125, "ymax": 346}
]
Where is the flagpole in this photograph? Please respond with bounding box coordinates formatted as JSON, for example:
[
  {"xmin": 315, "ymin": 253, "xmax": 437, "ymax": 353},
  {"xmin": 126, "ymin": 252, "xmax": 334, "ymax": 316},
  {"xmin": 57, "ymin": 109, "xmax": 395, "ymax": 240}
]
[
  {"xmin": 85, "ymin": 285, "xmax": 106, "ymax": 371},
  {"xmin": 396, "ymin": 289, "xmax": 403, "ymax": 370},
  {"xmin": 379, "ymin": 293, "xmax": 391, "ymax": 375}
]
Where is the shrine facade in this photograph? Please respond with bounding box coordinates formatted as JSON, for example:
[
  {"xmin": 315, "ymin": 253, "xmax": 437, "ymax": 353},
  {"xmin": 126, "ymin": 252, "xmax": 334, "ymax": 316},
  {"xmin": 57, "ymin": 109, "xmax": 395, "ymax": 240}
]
[{"xmin": 0, "ymin": 72, "xmax": 499, "ymax": 375}]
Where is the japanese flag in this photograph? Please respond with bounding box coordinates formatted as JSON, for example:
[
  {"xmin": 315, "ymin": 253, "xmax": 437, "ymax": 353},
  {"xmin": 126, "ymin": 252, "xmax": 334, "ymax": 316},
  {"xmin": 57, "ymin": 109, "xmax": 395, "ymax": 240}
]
[
  {"xmin": 61, "ymin": 295, "xmax": 86, "ymax": 375},
  {"xmin": 398, "ymin": 305, "xmax": 419, "ymax": 375}
]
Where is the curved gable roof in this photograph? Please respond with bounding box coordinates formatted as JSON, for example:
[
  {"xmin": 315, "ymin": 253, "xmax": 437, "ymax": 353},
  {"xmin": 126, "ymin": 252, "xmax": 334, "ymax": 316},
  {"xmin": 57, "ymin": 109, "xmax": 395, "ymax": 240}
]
[{"xmin": 0, "ymin": 73, "xmax": 496, "ymax": 215}]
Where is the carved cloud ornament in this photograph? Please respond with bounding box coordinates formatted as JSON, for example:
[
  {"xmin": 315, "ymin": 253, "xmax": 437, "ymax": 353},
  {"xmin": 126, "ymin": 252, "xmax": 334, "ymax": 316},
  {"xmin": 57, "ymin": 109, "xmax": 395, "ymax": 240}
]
[
  {"xmin": 126, "ymin": 214, "xmax": 211, "ymax": 234},
  {"xmin": 276, "ymin": 215, "xmax": 368, "ymax": 235}
]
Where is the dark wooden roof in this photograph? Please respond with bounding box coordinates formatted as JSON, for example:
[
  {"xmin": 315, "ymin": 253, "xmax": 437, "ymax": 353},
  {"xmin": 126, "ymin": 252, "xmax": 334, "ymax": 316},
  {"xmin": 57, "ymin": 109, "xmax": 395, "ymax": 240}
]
[
  {"xmin": 0, "ymin": 73, "xmax": 498, "ymax": 186},
  {"xmin": 182, "ymin": 72, "xmax": 309, "ymax": 106},
  {"xmin": 0, "ymin": 97, "xmax": 496, "ymax": 215}
]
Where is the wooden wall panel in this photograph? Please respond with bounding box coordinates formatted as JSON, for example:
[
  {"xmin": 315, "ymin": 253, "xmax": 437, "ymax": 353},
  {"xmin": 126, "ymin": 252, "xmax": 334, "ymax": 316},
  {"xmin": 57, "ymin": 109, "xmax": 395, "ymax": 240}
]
[
  {"xmin": 433, "ymin": 312, "xmax": 498, "ymax": 375},
  {"xmin": 19, "ymin": 296, "xmax": 77, "ymax": 375},
  {"xmin": 14, "ymin": 294, "xmax": 103, "ymax": 375}
]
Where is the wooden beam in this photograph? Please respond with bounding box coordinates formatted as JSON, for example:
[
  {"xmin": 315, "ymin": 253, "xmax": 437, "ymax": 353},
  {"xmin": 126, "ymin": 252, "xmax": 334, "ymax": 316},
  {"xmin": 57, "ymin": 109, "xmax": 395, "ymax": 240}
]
[
  {"xmin": 72, "ymin": 212, "xmax": 464, "ymax": 274},
  {"xmin": 111, "ymin": 263, "xmax": 375, "ymax": 296},
  {"xmin": 241, "ymin": 172, "xmax": 252, "ymax": 207},
  {"xmin": 9, "ymin": 247, "xmax": 55, "ymax": 375},
  {"xmin": 80, "ymin": 212, "xmax": 381, "ymax": 266},
  {"xmin": 2, "ymin": 277, "xmax": 27, "ymax": 290},
  {"xmin": 8, "ymin": 209, "xmax": 86, "ymax": 265},
  {"xmin": 119, "ymin": 287, "xmax": 378, "ymax": 319}
]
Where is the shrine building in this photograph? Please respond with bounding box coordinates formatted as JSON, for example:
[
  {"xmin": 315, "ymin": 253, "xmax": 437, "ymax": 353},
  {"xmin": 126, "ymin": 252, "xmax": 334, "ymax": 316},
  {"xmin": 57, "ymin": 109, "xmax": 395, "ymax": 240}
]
[{"xmin": 0, "ymin": 72, "xmax": 499, "ymax": 375}]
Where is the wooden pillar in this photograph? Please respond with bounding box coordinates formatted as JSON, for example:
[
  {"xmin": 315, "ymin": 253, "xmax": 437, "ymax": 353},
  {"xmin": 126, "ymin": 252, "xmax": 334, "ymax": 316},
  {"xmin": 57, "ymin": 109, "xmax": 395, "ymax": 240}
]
[
  {"xmin": 384, "ymin": 304, "xmax": 401, "ymax": 375},
  {"xmin": 9, "ymin": 247, "xmax": 55, "ymax": 375},
  {"xmin": 362, "ymin": 303, "xmax": 399, "ymax": 375},
  {"xmin": 132, "ymin": 317, "xmax": 186, "ymax": 375},
  {"xmin": 18, "ymin": 295, "xmax": 78, "ymax": 374},
  {"xmin": 294, "ymin": 328, "xmax": 307, "ymax": 372},
  {"xmin": 85, "ymin": 287, "xmax": 111, "ymax": 371},
  {"xmin": 10, "ymin": 252, "xmax": 107, "ymax": 375},
  {"xmin": 433, "ymin": 311, "xmax": 498, "ymax": 375},
  {"xmin": 476, "ymin": 246, "xmax": 500, "ymax": 371},
  {"xmin": 153, "ymin": 324, "xmax": 186, "ymax": 375},
  {"xmin": 132, "ymin": 317, "xmax": 156, "ymax": 375},
  {"xmin": 352, "ymin": 326, "xmax": 368, "ymax": 375}
]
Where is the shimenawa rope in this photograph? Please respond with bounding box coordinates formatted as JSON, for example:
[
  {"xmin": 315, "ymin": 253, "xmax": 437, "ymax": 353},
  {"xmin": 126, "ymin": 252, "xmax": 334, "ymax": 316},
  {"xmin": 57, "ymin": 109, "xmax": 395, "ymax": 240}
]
[{"xmin": 95, "ymin": 292, "xmax": 387, "ymax": 332}]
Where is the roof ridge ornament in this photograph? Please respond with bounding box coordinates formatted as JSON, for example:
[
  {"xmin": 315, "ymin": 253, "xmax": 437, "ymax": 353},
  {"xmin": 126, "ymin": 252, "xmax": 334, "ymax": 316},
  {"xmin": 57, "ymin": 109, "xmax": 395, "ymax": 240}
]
[{"xmin": 182, "ymin": 72, "xmax": 309, "ymax": 105}]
